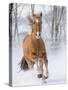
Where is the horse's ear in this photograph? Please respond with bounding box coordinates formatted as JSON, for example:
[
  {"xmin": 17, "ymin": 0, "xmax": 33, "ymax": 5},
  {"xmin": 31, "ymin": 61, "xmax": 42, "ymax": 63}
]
[{"xmin": 40, "ymin": 12, "xmax": 42, "ymax": 17}]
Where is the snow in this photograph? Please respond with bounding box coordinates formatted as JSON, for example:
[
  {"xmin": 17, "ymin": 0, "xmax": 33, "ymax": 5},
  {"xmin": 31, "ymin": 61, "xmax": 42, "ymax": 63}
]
[
  {"xmin": 11, "ymin": 4, "xmax": 66, "ymax": 86},
  {"xmin": 12, "ymin": 33, "xmax": 66, "ymax": 86}
]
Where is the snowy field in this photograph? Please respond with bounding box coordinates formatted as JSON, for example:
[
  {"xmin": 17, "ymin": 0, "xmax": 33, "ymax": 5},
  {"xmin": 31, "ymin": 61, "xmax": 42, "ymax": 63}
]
[
  {"xmin": 12, "ymin": 32, "xmax": 66, "ymax": 86},
  {"xmin": 11, "ymin": 5, "xmax": 66, "ymax": 86}
]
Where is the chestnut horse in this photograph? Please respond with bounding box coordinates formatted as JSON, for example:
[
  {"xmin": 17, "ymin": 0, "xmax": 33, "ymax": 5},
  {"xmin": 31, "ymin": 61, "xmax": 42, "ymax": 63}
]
[{"xmin": 20, "ymin": 13, "xmax": 48, "ymax": 79}]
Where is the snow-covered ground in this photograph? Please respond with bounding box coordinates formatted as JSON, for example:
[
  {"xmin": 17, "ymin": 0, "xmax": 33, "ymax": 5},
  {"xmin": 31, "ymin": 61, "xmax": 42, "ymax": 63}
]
[
  {"xmin": 12, "ymin": 32, "xmax": 66, "ymax": 86},
  {"xmin": 11, "ymin": 7, "xmax": 66, "ymax": 86}
]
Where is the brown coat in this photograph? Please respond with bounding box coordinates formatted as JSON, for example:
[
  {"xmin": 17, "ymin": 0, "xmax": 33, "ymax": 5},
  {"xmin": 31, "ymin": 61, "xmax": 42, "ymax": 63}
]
[{"xmin": 23, "ymin": 33, "xmax": 47, "ymax": 64}]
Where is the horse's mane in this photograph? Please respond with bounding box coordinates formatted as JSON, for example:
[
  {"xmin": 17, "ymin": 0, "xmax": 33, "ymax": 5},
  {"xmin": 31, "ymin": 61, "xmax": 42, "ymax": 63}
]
[{"xmin": 23, "ymin": 34, "xmax": 30, "ymax": 43}]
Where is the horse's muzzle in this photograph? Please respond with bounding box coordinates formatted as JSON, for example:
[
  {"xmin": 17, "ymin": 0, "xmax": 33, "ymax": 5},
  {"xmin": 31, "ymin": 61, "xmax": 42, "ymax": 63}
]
[{"xmin": 36, "ymin": 32, "xmax": 41, "ymax": 39}]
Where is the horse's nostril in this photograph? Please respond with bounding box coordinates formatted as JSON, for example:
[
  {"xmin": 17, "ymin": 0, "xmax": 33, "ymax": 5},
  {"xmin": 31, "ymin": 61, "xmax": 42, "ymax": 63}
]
[
  {"xmin": 36, "ymin": 32, "xmax": 41, "ymax": 37},
  {"xmin": 36, "ymin": 33, "xmax": 37, "ymax": 36}
]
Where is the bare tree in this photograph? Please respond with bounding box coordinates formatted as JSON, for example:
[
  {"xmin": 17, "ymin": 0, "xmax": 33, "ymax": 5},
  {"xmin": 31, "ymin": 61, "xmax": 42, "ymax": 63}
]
[
  {"xmin": 12, "ymin": 4, "xmax": 26, "ymax": 38},
  {"xmin": 9, "ymin": 3, "xmax": 13, "ymax": 47},
  {"xmin": 31, "ymin": 4, "xmax": 35, "ymax": 15},
  {"xmin": 51, "ymin": 6, "xmax": 65, "ymax": 41},
  {"xmin": 17, "ymin": 4, "xmax": 25, "ymax": 17},
  {"xmin": 14, "ymin": 3, "xmax": 18, "ymax": 39}
]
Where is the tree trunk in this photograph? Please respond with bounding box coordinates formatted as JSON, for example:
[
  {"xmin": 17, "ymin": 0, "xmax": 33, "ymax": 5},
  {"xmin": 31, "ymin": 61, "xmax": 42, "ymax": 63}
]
[
  {"xmin": 31, "ymin": 4, "xmax": 35, "ymax": 15},
  {"xmin": 9, "ymin": 3, "xmax": 13, "ymax": 47},
  {"xmin": 14, "ymin": 3, "xmax": 18, "ymax": 39},
  {"xmin": 51, "ymin": 6, "xmax": 64, "ymax": 41}
]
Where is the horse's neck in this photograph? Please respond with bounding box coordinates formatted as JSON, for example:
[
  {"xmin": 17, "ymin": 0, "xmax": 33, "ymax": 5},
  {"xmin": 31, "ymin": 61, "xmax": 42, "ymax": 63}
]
[{"xmin": 31, "ymin": 33, "xmax": 36, "ymax": 40}]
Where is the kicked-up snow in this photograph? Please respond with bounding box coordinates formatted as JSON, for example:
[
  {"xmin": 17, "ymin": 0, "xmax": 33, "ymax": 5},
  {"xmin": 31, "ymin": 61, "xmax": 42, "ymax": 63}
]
[
  {"xmin": 11, "ymin": 6, "xmax": 66, "ymax": 86},
  {"xmin": 12, "ymin": 33, "xmax": 66, "ymax": 86}
]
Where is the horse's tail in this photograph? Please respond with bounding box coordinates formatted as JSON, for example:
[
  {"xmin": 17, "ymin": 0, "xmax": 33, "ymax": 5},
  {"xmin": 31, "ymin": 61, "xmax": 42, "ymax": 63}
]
[{"xmin": 20, "ymin": 57, "xmax": 28, "ymax": 70}]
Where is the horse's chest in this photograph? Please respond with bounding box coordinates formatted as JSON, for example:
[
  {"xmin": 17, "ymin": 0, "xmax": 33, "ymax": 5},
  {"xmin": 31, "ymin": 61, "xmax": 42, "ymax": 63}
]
[
  {"xmin": 32, "ymin": 40, "xmax": 45, "ymax": 57},
  {"xmin": 32, "ymin": 41, "xmax": 41, "ymax": 51}
]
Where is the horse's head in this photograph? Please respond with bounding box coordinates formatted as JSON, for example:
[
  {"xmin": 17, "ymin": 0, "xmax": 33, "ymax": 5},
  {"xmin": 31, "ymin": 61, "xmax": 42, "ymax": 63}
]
[{"xmin": 28, "ymin": 13, "xmax": 42, "ymax": 39}]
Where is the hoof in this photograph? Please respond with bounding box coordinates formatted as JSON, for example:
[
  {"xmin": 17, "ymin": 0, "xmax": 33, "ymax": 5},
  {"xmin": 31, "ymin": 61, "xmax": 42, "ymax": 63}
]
[
  {"xmin": 42, "ymin": 76, "xmax": 48, "ymax": 80},
  {"xmin": 37, "ymin": 74, "xmax": 42, "ymax": 78}
]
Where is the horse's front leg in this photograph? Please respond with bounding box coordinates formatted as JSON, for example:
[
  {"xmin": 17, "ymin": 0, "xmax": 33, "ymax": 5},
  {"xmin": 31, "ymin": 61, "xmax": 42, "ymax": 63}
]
[
  {"xmin": 34, "ymin": 58, "xmax": 43, "ymax": 78},
  {"xmin": 42, "ymin": 58, "xmax": 48, "ymax": 80}
]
